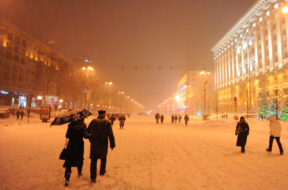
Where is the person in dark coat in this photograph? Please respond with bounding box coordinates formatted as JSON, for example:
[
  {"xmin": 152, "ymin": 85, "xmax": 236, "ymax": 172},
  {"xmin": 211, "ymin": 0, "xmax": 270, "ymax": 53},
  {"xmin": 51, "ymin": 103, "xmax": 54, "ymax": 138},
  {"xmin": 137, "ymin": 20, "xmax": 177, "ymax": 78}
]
[
  {"xmin": 174, "ymin": 115, "xmax": 178, "ymax": 123},
  {"xmin": 20, "ymin": 110, "xmax": 24, "ymax": 120},
  {"xmin": 155, "ymin": 113, "xmax": 160, "ymax": 124},
  {"xmin": 88, "ymin": 110, "xmax": 115, "ymax": 183},
  {"xmin": 171, "ymin": 115, "xmax": 175, "ymax": 123},
  {"xmin": 160, "ymin": 114, "xmax": 164, "ymax": 124},
  {"xmin": 109, "ymin": 114, "xmax": 116, "ymax": 126},
  {"xmin": 16, "ymin": 109, "xmax": 20, "ymax": 120},
  {"xmin": 63, "ymin": 118, "xmax": 89, "ymax": 186},
  {"xmin": 235, "ymin": 116, "xmax": 249, "ymax": 153},
  {"xmin": 119, "ymin": 114, "xmax": 126, "ymax": 130},
  {"xmin": 184, "ymin": 114, "xmax": 189, "ymax": 126}
]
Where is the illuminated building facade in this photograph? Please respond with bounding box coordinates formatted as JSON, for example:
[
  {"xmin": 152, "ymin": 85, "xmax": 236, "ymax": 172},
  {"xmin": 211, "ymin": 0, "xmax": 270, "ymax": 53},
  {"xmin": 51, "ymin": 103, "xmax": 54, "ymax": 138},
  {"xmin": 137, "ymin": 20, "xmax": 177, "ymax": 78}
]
[
  {"xmin": 0, "ymin": 19, "xmax": 72, "ymax": 107},
  {"xmin": 176, "ymin": 71, "xmax": 215, "ymax": 115},
  {"xmin": 212, "ymin": 0, "xmax": 288, "ymax": 116}
]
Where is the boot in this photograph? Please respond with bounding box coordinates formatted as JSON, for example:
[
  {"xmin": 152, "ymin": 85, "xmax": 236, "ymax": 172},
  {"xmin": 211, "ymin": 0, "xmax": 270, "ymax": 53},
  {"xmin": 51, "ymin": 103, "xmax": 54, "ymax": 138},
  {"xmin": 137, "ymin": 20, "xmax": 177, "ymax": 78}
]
[{"xmin": 64, "ymin": 180, "xmax": 69, "ymax": 187}]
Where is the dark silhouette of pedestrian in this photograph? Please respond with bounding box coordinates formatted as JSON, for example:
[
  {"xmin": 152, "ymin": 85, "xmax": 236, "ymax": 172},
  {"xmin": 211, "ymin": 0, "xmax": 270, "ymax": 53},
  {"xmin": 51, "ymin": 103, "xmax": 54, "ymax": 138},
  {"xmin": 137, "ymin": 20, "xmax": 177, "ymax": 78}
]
[
  {"xmin": 155, "ymin": 113, "xmax": 160, "ymax": 124},
  {"xmin": 160, "ymin": 114, "xmax": 164, "ymax": 124},
  {"xmin": 184, "ymin": 114, "xmax": 189, "ymax": 126},
  {"xmin": 16, "ymin": 109, "xmax": 20, "ymax": 120},
  {"xmin": 88, "ymin": 110, "xmax": 115, "ymax": 183},
  {"xmin": 266, "ymin": 115, "xmax": 284, "ymax": 155},
  {"xmin": 109, "ymin": 114, "xmax": 116, "ymax": 126},
  {"xmin": 63, "ymin": 118, "xmax": 89, "ymax": 187},
  {"xmin": 20, "ymin": 110, "xmax": 24, "ymax": 120},
  {"xmin": 235, "ymin": 116, "xmax": 249, "ymax": 153},
  {"xmin": 174, "ymin": 115, "xmax": 178, "ymax": 123},
  {"xmin": 171, "ymin": 115, "xmax": 175, "ymax": 123},
  {"xmin": 119, "ymin": 114, "xmax": 126, "ymax": 130}
]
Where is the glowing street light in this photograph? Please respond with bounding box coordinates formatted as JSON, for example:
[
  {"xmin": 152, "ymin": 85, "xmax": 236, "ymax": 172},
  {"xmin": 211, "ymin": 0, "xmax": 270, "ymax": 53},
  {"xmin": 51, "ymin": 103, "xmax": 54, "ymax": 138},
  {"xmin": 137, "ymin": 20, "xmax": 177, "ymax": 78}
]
[
  {"xmin": 37, "ymin": 96, "xmax": 43, "ymax": 100},
  {"xmin": 282, "ymin": 6, "xmax": 288, "ymax": 14},
  {"xmin": 175, "ymin": 95, "xmax": 181, "ymax": 102},
  {"xmin": 59, "ymin": 99, "xmax": 64, "ymax": 103},
  {"xmin": 105, "ymin": 82, "xmax": 113, "ymax": 86}
]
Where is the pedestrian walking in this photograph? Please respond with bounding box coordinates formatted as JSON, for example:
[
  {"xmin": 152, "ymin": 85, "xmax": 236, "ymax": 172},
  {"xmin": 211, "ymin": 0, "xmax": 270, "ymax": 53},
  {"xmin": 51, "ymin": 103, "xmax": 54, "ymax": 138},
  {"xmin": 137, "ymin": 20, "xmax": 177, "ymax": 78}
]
[
  {"xmin": 109, "ymin": 114, "xmax": 116, "ymax": 126},
  {"xmin": 20, "ymin": 109, "xmax": 24, "ymax": 120},
  {"xmin": 266, "ymin": 115, "xmax": 284, "ymax": 155},
  {"xmin": 63, "ymin": 118, "xmax": 89, "ymax": 187},
  {"xmin": 235, "ymin": 116, "xmax": 249, "ymax": 153},
  {"xmin": 174, "ymin": 115, "xmax": 178, "ymax": 123},
  {"xmin": 87, "ymin": 110, "xmax": 115, "ymax": 183},
  {"xmin": 160, "ymin": 114, "xmax": 164, "ymax": 124},
  {"xmin": 178, "ymin": 115, "xmax": 182, "ymax": 123},
  {"xmin": 16, "ymin": 109, "xmax": 20, "ymax": 120},
  {"xmin": 155, "ymin": 113, "xmax": 160, "ymax": 124},
  {"xmin": 119, "ymin": 114, "xmax": 126, "ymax": 130},
  {"xmin": 171, "ymin": 115, "xmax": 175, "ymax": 123},
  {"xmin": 184, "ymin": 114, "xmax": 189, "ymax": 126}
]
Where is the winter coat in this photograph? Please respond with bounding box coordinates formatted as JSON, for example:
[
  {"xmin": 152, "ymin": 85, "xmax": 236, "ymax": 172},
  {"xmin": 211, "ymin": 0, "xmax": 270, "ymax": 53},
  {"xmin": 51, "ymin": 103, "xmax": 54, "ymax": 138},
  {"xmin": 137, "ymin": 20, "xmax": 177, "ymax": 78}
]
[
  {"xmin": 235, "ymin": 121, "xmax": 249, "ymax": 147},
  {"xmin": 269, "ymin": 120, "xmax": 281, "ymax": 137},
  {"xmin": 88, "ymin": 116, "xmax": 115, "ymax": 159},
  {"xmin": 155, "ymin": 114, "xmax": 160, "ymax": 120},
  {"xmin": 64, "ymin": 120, "xmax": 88, "ymax": 167},
  {"xmin": 184, "ymin": 115, "xmax": 189, "ymax": 121}
]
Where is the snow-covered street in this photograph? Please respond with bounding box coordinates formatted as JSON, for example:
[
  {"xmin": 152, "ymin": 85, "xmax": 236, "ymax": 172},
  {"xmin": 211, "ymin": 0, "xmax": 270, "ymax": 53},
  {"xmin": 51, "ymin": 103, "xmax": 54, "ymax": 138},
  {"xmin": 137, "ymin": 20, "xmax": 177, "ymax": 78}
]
[{"xmin": 1, "ymin": 115, "xmax": 288, "ymax": 190}]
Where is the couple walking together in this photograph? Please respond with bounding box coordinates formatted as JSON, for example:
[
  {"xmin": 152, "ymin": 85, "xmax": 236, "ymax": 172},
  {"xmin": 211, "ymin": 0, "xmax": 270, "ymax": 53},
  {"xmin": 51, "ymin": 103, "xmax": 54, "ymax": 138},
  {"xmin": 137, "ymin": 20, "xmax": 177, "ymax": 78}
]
[{"xmin": 62, "ymin": 110, "xmax": 115, "ymax": 186}]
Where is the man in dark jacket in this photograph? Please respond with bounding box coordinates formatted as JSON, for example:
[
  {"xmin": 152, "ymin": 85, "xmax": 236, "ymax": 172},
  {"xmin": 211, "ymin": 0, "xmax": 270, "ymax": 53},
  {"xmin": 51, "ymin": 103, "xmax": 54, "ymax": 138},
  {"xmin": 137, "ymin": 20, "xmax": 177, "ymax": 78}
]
[
  {"xmin": 235, "ymin": 116, "xmax": 250, "ymax": 153},
  {"xmin": 88, "ymin": 110, "xmax": 115, "ymax": 183},
  {"xmin": 119, "ymin": 114, "xmax": 126, "ymax": 130}
]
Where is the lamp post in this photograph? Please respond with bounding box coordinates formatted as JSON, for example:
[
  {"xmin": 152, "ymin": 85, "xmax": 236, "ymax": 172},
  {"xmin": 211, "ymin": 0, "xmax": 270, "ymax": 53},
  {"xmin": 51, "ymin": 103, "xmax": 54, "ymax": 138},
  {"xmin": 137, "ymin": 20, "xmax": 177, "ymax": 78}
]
[
  {"xmin": 200, "ymin": 70, "xmax": 210, "ymax": 120},
  {"xmin": 82, "ymin": 66, "xmax": 94, "ymax": 109}
]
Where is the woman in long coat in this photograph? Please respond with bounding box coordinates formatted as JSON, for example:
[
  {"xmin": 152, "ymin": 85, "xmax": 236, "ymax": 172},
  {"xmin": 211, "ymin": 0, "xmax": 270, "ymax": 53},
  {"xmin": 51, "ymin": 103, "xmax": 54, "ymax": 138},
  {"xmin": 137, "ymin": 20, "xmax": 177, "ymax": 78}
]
[
  {"xmin": 235, "ymin": 116, "xmax": 249, "ymax": 153},
  {"xmin": 63, "ymin": 118, "xmax": 89, "ymax": 186}
]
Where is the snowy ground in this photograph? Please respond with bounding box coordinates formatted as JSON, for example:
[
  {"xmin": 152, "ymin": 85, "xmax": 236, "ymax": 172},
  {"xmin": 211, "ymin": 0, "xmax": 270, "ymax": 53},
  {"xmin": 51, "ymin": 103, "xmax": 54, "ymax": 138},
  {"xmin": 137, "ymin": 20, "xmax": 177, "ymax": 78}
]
[{"xmin": 0, "ymin": 114, "xmax": 288, "ymax": 190}]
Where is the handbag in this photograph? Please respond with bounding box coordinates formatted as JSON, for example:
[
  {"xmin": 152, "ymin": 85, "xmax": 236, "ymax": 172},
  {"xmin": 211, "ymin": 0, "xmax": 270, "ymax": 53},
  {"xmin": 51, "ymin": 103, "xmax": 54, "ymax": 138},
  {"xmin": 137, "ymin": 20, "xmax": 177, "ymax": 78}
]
[{"xmin": 59, "ymin": 148, "xmax": 68, "ymax": 160}]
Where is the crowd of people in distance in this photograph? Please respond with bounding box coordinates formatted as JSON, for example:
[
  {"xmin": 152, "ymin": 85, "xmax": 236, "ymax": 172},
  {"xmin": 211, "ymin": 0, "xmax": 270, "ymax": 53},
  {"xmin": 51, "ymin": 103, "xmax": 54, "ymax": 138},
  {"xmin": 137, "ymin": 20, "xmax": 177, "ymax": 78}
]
[{"xmin": 154, "ymin": 113, "xmax": 190, "ymax": 126}]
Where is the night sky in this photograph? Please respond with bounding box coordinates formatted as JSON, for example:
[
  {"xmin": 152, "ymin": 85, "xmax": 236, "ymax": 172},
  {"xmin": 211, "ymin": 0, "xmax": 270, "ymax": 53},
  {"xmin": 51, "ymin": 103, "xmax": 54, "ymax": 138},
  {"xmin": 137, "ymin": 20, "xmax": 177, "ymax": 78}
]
[{"xmin": 0, "ymin": 0, "xmax": 255, "ymax": 109}]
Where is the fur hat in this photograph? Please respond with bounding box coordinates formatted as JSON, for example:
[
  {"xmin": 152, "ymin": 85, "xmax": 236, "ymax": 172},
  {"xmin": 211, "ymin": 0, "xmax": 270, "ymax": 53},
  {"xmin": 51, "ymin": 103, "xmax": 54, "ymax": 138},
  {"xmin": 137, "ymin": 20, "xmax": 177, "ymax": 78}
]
[{"xmin": 98, "ymin": 110, "xmax": 106, "ymax": 115}]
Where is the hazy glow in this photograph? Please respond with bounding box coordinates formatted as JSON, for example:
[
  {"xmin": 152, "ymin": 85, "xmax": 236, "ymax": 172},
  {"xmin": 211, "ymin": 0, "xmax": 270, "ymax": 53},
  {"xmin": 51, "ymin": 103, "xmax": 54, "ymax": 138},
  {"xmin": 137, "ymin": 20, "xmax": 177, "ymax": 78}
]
[{"xmin": 282, "ymin": 6, "xmax": 288, "ymax": 14}]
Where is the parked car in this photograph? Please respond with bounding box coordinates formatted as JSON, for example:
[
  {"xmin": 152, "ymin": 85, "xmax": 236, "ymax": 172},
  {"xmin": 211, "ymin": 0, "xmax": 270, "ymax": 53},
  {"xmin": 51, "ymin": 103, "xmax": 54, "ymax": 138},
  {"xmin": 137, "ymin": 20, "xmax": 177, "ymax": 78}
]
[{"xmin": 0, "ymin": 108, "xmax": 10, "ymax": 119}]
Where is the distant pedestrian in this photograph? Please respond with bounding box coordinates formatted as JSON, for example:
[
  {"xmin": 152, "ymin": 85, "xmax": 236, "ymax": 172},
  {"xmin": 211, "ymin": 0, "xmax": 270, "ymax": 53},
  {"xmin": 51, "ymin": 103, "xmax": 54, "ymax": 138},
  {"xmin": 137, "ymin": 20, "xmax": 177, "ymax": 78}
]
[
  {"xmin": 88, "ymin": 110, "xmax": 115, "ymax": 183},
  {"xmin": 178, "ymin": 115, "xmax": 182, "ymax": 123},
  {"xmin": 171, "ymin": 115, "xmax": 175, "ymax": 123},
  {"xmin": 119, "ymin": 114, "xmax": 126, "ymax": 130},
  {"xmin": 109, "ymin": 114, "xmax": 116, "ymax": 126},
  {"xmin": 235, "ymin": 116, "xmax": 249, "ymax": 153},
  {"xmin": 155, "ymin": 113, "xmax": 160, "ymax": 124},
  {"xmin": 63, "ymin": 118, "xmax": 89, "ymax": 187},
  {"xmin": 266, "ymin": 115, "xmax": 284, "ymax": 155},
  {"xmin": 160, "ymin": 114, "xmax": 164, "ymax": 124},
  {"xmin": 16, "ymin": 109, "xmax": 20, "ymax": 120},
  {"xmin": 20, "ymin": 110, "xmax": 24, "ymax": 120},
  {"xmin": 184, "ymin": 114, "xmax": 189, "ymax": 126},
  {"xmin": 174, "ymin": 115, "xmax": 178, "ymax": 123}
]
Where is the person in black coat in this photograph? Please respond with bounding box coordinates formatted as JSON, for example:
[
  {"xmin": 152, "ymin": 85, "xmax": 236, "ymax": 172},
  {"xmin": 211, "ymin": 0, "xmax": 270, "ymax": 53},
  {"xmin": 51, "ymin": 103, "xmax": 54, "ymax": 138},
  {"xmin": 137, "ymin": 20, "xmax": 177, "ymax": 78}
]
[
  {"xmin": 119, "ymin": 114, "xmax": 126, "ymax": 130},
  {"xmin": 63, "ymin": 119, "xmax": 89, "ymax": 186},
  {"xmin": 155, "ymin": 113, "xmax": 160, "ymax": 124},
  {"xmin": 171, "ymin": 115, "xmax": 175, "ymax": 123},
  {"xmin": 16, "ymin": 109, "xmax": 20, "ymax": 120},
  {"xmin": 235, "ymin": 116, "xmax": 250, "ymax": 153},
  {"xmin": 88, "ymin": 110, "xmax": 115, "ymax": 183},
  {"xmin": 160, "ymin": 114, "xmax": 164, "ymax": 124},
  {"xmin": 184, "ymin": 114, "xmax": 189, "ymax": 126}
]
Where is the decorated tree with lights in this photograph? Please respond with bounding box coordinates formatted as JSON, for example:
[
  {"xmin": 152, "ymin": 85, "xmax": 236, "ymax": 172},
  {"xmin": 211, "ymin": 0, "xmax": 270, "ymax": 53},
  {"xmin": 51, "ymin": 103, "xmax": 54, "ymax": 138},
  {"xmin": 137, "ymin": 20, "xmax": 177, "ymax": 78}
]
[
  {"xmin": 280, "ymin": 99, "xmax": 288, "ymax": 121},
  {"xmin": 258, "ymin": 92, "xmax": 269, "ymax": 120}
]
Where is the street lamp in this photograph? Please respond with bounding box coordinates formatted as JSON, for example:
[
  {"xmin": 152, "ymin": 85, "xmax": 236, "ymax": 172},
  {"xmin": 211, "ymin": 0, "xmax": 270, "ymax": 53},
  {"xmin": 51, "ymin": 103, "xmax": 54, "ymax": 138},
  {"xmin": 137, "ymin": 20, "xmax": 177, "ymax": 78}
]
[
  {"xmin": 282, "ymin": 6, "xmax": 288, "ymax": 14},
  {"xmin": 82, "ymin": 66, "xmax": 94, "ymax": 109},
  {"xmin": 200, "ymin": 70, "xmax": 210, "ymax": 120}
]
